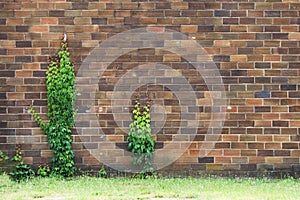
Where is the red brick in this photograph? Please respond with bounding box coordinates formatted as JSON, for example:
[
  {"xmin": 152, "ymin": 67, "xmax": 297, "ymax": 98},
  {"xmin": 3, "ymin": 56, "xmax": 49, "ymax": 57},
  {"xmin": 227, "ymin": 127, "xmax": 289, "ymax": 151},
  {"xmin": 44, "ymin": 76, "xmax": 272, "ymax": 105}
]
[
  {"xmin": 224, "ymin": 149, "xmax": 241, "ymax": 156},
  {"xmin": 30, "ymin": 26, "xmax": 49, "ymax": 32},
  {"xmin": 41, "ymin": 18, "xmax": 58, "ymax": 25},
  {"xmin": 181, "ymin": 25, "xmax": 197, "ymax": 33}
]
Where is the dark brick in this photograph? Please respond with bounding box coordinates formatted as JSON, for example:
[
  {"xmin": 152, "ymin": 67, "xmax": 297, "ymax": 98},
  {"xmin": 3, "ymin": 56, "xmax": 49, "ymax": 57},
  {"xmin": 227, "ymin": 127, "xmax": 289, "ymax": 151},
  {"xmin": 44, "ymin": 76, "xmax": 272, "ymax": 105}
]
[
  {"xmin": 0, "ymin": 128, "xmax": 14, "ymax": 135},
  {"xmin": 258, "ymin": 164, "xmax": 274, "ymax": 171},
  {"xmin": 275, "ymin": 150, "xmax": 290, "ymax": 156},
  {"xmin": 0, "ymin": 107, "xmax": 6, "ymax": 113},
  {"xmin": 0, "ymin": 33, "xmax": 7, "ymax": 40},
  {"xmin": 156, "ymin": 134, "xmax": 172, "ymax": 141},
  {"xmin": 214, "ymin": 26, "xmax": 230, "ymax": 32},
  {"xmin": 273, "ymin": 120, "xmax": 289, "ymax": 127},
  {"xmin": 0, "ymin": 121, "xmax": 7, "ymax": 128},
  {"xmin": 258, "ymin": 150, "xmax": 274, "ymax": 156},
  {"xmin": 198, "ymin": 25, "xmax": 214, "ymax": 32},
  {"xmin": 0, "ymin": 48, "xmax": 7, "ymax": 55},
  {"xmin": 33, "ymin": 70, "xmax": 46, "ymax": 77},
  {"xmin": 154, "ymin": 142, "xmax": 164, "ymax": 149},
  {"xmin": 282, "ymin": 55, "xmax": 298, "ymax": 61},
  {"xmin": 58, "ymin": 17, "xmax": 74, "ymax": 25},
  {"xmin": 255, "ymin": 106, "xmax": 271, "ymax": 112},
  {"xmin": 255, "ymin": 91, "xmax": 271, "ymax": 98},
  {"xmin": 255, "ymin": 63, "xmax": 270, "ymax": 69},
  {"xmin": 231, "ymin": 10, "xmax": 247, "ymax": 17},
  {"xmin": 223, "ymin": 77, "xmax": 238, "ymax": 84},
  {"xmin": 232, "ymin": 70, "xmax": 247, "ymax": 76},
  {"xmin": 238, "ymin": 48, "xmax": 253, "ymax": 54},
  {"xmin": 282, "ymin": 11, "xmax": 298, "ymax": 17},
  {"xmin": 32, "ymin": 100, "xmax": 47, "ymax": 106},
  {"xmin": 240, "ymin": 18, "xmax": 255, "ymax": 24},
  {"xmin": 24, "ymin": 151, "xmax": 41, "ymax": 157},
  {"xmin": 115, "ymin": 142, "xmax": 127, "ymax": 150},
  {"xmin": 223, "ymin": 18, "xmax": 238, "ymax": 24},
  {"xmin": 282, "ymin": 143, "xmax": 298, "ymax": 149},
  {"xmin": 215, "ymin": 142, "xmax": 230, "ymax": 149},
  {"xmin": 91, "ymin": 18, "xmax": 107, "ymax": 25},
  {"xmin": 272, "ymin": 77, "xmax": 288, "ymax": 83},
  {"xmin": 213, "ymin": 55, "xmax": 230, "ymax": 62},
  {"xmin": 255, "ymin": 33, "xmax": 272, "ymax": 40},
  {"xmin": 16, "ymin": 41, "xmax": 32, "ymax": 48},
  {"xmin": 289, "ymin": 92, "xmax": 300, "ymax": 98},
  {"xmin": 198, "ymin": 157, "xmax": 214, "ymax": 163},
  {"xmin": 239, "ymin": 3, "xmax": 254, "ymax": 9},
  {"xmin": 272, "ymin": 92, "xmax": 287, "ymax": 98},
  {"xmin": 265, "ymin": 26, "xmax": 280, "ymax": 32},
  {"xmin": 292, "ymin": 165, "xmax": 300, "ymax": 172},
  {"xmin": 0, "ymin": 93, "xmax": 6, "ymax": 99},
  {"xmin": 247, "ymin": 41, "xmax": 263, "ymax": 47},
  {"xmin": 241, "ymin": 164, "xmax": 257, "ymax": 171},
  {"xmin": 49, "ymin": 10, "xmax": 64, "ymax": 17},
  {"xmin": 290, "ymin": 18, "xmax": 300, "ymax": 24},
  {"xmin": 194, "ymin": 135, "xmax": 205, "ymax": 141},
  {"xmin": 222, "ymin": 3, "xmax": 238, "ymax": 9},
  {"xmin": 262, "ymin": 129, "xmax": 279, "ymax": 137},
  {"xmin": 189, "ymin": 2, "xmax": 205, "ymax": 9},
  {"xmin": 204, "ymin": 2, "xmax": 221, "ymax": 9},
  {"xmin": 289, "ymin": 48, "xmax": 300, "ymax": 54},
  {"xmin": 156, "ymin": 2, "xmax": 171, "ymax": 9},
  {"xmin": 16, "ymin": 26, "xmax": 29, "ymax": 32},
  {"xmin": 273, "ymin": 33, "xmax": 288, "ymax": 39},
  {"xmin": 265, "ymin": 11, "xmax": 281, "ymax": 17},
  {"xmin": 0, "ymin": 137, "xmax": 6, "ymax": 143},
  {"xmin": 289, "ymin": 106, "xmax": 300, "ymax": 112},
  {"xmin": 15, "ymin": 56, "xmax": 32, "ymax": 62},
  {"xmin": 255, "ymin": 77, "xmax": 271, "ymax": 83},
  {"xmin": 281, "ymin": 84, "xmax": 296, "ymax": 91},
  {"xmin": 215, "ymin": 10, "xmax": 230, "ymax": 17},
  {"xmin": 0, "ymin": 18, "xmax": 6, "ymax": 25},
  {"xmin": 0, "ymin": 71, "xmax": 15, "ymax": 77},
  {"xmin": 72, "ymin": 2, "xmax": 88, "ymax": 9},
  {"xmin": 239, "ymin": 77, "xmax": 254, "ymax": 83}
]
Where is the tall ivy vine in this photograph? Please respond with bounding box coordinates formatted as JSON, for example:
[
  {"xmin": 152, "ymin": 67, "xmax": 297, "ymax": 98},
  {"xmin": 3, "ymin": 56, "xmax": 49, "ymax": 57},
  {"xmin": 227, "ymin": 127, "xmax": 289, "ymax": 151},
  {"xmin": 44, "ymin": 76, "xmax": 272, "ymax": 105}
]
[
  {"xmin": 30, "ymin": 36, "xmax": 76, "ymax": 177},
  {"xmin": 127, "ymin": 95, "xmax": 155, "ymax": 176}
]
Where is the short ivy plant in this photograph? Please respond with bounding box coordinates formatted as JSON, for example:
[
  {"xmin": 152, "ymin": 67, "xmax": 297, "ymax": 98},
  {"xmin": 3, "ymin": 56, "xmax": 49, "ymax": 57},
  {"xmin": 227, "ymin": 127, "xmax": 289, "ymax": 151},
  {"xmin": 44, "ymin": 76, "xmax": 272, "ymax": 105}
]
[
  {"xmin": 37, "ymin": 165, "xmax": 51, "ymax": 177},
  {"xmin": 97, "ymin": 166, "xmax": 107, "ymax": 178},
  {"xmin": 127, "ymin": 95, "xmax": 155, "ymax": 176},
  {"xmin": 30, "ymin": 36, "xmax": 76, "ymax": 177},
  {"xmin": 9, "ymin": 144, "xmax": 35, "ymax": 182},
  {"xmin": 0, "ymin": 150, "xmax": 9, "ymax": 174},
  {"xmin": 0, "ymin": 150, "xmax": 8, "ymax": 163}
]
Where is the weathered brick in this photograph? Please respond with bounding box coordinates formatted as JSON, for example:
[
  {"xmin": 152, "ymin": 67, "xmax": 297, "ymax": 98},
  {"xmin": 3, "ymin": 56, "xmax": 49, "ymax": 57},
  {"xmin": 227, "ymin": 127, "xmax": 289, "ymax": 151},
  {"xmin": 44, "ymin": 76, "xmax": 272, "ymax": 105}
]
[
  {"xmin": 1, "ymin": 0, "xmax": 300, "ymax": 175},
  {"xmin": 49, "ymin": 10, "xmax": 64, "ymax": 17},
  {"xmin": 282, "ymin": 143, "xmax": 298, "ymax": 149},
  {"xmin": 198, "ymin": 157, "xmax": 214, "ymax": 163}
]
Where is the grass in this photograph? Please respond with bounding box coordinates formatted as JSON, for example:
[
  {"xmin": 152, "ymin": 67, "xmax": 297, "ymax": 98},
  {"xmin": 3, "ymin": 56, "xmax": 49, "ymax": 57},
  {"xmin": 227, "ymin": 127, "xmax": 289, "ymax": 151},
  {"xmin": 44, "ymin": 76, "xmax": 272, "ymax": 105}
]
[{"xmin": 0, "ymin": 174, "xmax": 299, "ymax": 200}]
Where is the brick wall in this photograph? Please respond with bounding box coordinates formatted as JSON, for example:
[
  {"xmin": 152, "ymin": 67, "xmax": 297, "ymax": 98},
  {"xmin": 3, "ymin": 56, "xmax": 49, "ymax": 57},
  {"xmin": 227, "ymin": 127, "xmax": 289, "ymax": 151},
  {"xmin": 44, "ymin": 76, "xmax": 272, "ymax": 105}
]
[{"xmin": 1, "ymin": 0, "xmax": 300, "ymax": 176}]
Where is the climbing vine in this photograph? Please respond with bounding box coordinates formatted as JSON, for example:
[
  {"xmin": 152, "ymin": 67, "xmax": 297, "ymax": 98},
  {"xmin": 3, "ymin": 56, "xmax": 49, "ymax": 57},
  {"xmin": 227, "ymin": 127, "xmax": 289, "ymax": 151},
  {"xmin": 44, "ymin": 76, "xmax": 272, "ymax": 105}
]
[
  {"xmin": 127, "ymin": 95, "xmax": 155, "ymax": 176},
  {"xmin": 30, "ymin": 35, "xmax": 76, "ymax": 177}
]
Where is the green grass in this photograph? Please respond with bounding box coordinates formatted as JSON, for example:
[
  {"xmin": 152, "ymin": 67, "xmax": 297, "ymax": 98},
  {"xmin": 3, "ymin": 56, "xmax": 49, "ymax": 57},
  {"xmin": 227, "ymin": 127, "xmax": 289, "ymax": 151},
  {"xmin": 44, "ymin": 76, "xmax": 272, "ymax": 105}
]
[{"xmin": 0, "ymin": 174, "xmax": 299, "ymax": 200}]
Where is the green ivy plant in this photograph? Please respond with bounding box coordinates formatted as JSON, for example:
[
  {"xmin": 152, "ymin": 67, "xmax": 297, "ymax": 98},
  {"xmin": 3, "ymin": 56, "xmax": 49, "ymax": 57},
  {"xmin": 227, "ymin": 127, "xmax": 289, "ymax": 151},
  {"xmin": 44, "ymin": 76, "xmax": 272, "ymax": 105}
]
[
  {"xmin": 127, "ymin": 95, "xmax": 155, "ymax": 176},
  {"xmin": 30, "ymin": 36, "xmax": 76, "ymax": 177},
  {"xmin": 97, "ymin": 166, "xmax": 107, "ymax": 178},
  {"xmin": 0, "ymin": 150, "xmax": 9, "ymax": 174},
  {"xmin": 37, "ymin": 165, "xmax": 51, "ymax": 177},
  {"xmin": 9, "ymin": 144, "xmax": 35, "ymax": 182},
  {"xmin": 0, "ymin": 150, "xmax": 8, "ymax": 163}
]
